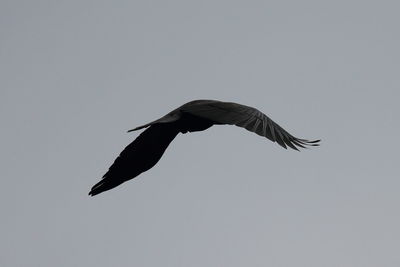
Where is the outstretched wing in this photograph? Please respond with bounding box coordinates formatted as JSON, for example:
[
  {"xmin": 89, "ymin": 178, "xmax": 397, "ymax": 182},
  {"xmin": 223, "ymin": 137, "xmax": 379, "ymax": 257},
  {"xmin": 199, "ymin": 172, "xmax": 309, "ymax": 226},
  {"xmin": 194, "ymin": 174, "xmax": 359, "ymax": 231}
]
[
  {"xmin": 89, "ymin": 123, "xmax": 179, "ymax": 196},
  {"xmin": 182, "ymin": 100, "xmax": 320, "ymax": 150}
]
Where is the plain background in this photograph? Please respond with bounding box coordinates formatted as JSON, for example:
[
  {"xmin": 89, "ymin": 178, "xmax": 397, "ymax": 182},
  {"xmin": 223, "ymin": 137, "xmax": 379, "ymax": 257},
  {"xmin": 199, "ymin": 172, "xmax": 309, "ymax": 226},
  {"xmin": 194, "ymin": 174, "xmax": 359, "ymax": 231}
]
[{"xmin": 1, "ymin": 0, "xmax": 399, "ymax": 266}]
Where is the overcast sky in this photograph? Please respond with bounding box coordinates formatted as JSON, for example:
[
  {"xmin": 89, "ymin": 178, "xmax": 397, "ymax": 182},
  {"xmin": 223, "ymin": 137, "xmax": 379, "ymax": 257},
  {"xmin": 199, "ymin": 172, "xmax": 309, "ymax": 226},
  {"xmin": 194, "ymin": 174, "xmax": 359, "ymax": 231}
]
[{"xmin": 1, "ymin": 0, "xmax": 399, "ymax": 266}]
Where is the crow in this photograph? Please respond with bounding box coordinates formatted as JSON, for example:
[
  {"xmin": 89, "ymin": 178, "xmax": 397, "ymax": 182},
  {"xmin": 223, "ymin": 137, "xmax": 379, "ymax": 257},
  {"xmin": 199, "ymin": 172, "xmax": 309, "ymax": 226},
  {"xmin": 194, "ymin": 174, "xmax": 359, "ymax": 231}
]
[{"xmin": 89, "ymin": 100, "xmax": 320, "ymax": 196}]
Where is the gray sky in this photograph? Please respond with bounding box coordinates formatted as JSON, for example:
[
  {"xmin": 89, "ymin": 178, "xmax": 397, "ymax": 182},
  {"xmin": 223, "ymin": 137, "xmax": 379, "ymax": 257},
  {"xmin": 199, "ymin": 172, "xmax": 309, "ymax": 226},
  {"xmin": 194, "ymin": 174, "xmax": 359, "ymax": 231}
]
[{"xmin": 1, "ymin": 0, "xmax": 399, "ymax": 266}]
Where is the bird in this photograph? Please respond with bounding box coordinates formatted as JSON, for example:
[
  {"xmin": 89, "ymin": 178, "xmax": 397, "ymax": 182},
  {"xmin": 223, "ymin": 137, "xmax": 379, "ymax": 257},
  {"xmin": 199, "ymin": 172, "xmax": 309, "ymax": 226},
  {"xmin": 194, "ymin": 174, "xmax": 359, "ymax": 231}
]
[{"xmin": 89, "ymin": 99, "xmax": 320, "ymax": 196}]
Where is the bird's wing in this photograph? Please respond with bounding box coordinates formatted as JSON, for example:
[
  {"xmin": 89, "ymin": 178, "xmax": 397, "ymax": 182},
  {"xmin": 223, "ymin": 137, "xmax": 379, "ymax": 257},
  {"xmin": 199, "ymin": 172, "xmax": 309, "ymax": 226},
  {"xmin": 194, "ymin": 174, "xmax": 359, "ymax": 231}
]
[
  {"xmin": 89, "ymin": 123, "xmax": 179, "ymax": 196},
  {"xmin": 182, "ymin": 101, "xmax": 320, "ymax": 150}
]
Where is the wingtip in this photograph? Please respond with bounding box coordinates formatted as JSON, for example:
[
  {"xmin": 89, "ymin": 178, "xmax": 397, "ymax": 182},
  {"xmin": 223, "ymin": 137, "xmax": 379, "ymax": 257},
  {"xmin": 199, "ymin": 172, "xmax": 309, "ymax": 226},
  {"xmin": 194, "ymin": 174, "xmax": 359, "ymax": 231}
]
[
  {"xmin": 88, "ymin": 189, "xmax": 103, "ymax": 197},
  {"xmin": 286, "ymin": 138, "xmax": 321, "ymax": 151},
  {"xmin": 309, "ymin": 139, "xmax": 321, "ymax": 147},
  {"xmin": 88, "ymin": 189, "xmax": 98, "ymax": 197},
  {"xmin": 88, "ymin": 180, "xmax": 105, "ymax": 197}
]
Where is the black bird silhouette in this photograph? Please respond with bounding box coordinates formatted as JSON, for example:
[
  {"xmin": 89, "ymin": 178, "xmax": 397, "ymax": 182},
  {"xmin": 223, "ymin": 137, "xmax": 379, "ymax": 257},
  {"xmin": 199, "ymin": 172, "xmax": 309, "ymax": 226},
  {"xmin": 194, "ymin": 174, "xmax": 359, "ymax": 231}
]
[{"xmin": 89, "ymin": 100, "xmax": 320, "ymax": 196}]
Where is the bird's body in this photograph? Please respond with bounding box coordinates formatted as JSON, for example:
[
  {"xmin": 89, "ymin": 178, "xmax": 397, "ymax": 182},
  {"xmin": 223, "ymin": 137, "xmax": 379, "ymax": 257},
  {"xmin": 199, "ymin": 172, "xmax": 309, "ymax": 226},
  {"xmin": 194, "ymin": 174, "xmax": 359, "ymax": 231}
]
[{"xmin": 89, "ymin": 100, "xmax": 319, "ymax": 196}]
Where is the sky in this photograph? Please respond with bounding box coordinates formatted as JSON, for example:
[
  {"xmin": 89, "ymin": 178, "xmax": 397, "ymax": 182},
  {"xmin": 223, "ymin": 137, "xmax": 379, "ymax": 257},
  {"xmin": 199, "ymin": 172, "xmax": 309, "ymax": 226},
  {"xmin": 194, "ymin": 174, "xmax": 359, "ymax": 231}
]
[{"xmin": 1, "ymin": 0, "xmax": 399, "ymax": 266}]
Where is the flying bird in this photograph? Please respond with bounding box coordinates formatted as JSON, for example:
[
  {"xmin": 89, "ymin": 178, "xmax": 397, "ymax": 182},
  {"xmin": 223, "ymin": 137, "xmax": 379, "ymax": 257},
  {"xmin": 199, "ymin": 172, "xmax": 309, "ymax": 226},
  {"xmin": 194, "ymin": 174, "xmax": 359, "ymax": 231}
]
[{"xmin": 89, "ymin": 100, "xmax": 320, "ymax": 196}]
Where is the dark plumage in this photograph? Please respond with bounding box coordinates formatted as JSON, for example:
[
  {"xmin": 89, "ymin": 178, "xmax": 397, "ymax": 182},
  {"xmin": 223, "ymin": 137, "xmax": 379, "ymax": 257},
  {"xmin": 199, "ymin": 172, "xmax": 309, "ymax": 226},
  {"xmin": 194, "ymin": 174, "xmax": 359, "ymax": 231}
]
[{"xmin": 89, "ymin": 100, "xmax": 320, "ymax": 196}]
